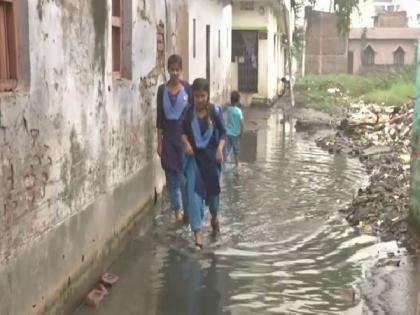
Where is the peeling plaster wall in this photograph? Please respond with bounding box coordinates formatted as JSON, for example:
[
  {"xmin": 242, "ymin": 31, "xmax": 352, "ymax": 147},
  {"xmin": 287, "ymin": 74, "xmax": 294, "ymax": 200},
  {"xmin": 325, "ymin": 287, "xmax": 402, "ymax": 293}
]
[
  {"xmin": 188, "ymin": 0, "xmax": 232, "ymax": 104},
  {"xmin": 0, "ymin": 0, "xmax": 188, "ymax": 314}
]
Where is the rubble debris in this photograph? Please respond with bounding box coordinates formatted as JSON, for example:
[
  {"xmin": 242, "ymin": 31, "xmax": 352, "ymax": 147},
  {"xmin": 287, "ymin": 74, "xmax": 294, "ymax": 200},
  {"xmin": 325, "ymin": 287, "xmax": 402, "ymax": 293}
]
[
  {"xmin": 85, "ymin": 289, "xmax": 106, "ymax": 308},
  {"xmin": 375, "ymin": 258, "xmax": 401, "ymax": 268},
  {"xmin": 101, "ymin": 272, "xmax": 120, "ymax": 287},
  {"xmin": 293, "ymin": 108, "xmax": 335, "ymax": 131},
  {"xmin": 315, "ymin": 102, "xmax": 416, "ymax": 250},
  {"xmin": 85, "ymin": 273, "xmax": 119, "ymax": 308}
]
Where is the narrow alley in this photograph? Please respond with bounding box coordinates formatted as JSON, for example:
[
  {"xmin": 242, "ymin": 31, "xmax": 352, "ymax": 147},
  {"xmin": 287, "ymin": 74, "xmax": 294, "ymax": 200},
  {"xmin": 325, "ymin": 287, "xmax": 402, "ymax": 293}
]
[{"xmin": 73, "ymin": 108, "xmax": 417, "ymax": 315}]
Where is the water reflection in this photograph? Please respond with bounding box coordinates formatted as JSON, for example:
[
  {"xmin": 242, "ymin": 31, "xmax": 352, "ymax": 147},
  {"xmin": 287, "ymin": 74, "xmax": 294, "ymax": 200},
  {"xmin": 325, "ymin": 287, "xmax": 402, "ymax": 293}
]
[
  {"xmin": 240, "ymin": 109, "xmax": 293, "ymax": 164},
  {"xmin": 157, "ymin": 251, "xmax": 224, "ymax": 315}
]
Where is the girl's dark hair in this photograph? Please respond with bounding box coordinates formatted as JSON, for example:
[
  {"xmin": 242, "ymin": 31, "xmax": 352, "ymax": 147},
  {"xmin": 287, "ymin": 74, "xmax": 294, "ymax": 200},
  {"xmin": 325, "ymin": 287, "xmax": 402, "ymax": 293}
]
[
  {"xmin": 192, "ymin": 78, "xmax": 210, "ymax": 94},
  {"xmin": 167, "ymin": 54, "xmax": 182, "ymax": 69}
]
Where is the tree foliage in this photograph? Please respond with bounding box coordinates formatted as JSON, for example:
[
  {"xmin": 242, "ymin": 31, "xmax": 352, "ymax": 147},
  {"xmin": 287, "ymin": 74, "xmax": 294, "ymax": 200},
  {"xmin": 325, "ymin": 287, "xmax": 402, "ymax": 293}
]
[
  {"xmin": 333, "ymin": 0, "xmax": 359, "ymax": 35},
  {"xmin": 304, "ymin": 0, "xmax": 360, "ymax": 36}
]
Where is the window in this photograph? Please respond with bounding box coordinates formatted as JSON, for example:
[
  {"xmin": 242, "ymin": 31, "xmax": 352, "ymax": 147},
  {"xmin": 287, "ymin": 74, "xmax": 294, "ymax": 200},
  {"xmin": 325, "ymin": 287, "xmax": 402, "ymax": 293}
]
[
  {"xmin": 193, "ymin": 19, "xmax": 196, "ymax": 58},
  {"xmin": 112, "ymin": 0, "xmax": 122, "ymax": 74},
  {"xmin": 0, "ymin": 0, "xmax": 17, "ymax": 92},
  {"xmin": 362, "ymin": 45, "xmax": 375, "ymax": 66},
  {"xmin": 394, "ymin": 46, "xmax": 405, "ymax": 65},
  {"xmin": 218, "ymin": 30, "xmax": 221, "ymax": 58}
]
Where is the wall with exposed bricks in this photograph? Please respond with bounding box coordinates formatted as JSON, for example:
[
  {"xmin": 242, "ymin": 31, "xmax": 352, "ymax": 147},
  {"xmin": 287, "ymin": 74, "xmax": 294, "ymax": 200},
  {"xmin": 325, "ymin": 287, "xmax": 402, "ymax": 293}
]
[{"xmin": 304, "ymin": 8, "xmax": 348, "ymax": 74}]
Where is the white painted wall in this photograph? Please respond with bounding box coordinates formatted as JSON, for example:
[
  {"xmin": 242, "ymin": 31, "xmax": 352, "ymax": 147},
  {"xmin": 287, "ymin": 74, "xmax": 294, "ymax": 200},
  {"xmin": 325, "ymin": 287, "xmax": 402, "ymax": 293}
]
[
  {"xmin": 232, "ymin": 1, "xmax": 269, "ymax": 29},
  {"xmin": 188, "ymin": 0, "xmax": 232, "ymax": 104}
]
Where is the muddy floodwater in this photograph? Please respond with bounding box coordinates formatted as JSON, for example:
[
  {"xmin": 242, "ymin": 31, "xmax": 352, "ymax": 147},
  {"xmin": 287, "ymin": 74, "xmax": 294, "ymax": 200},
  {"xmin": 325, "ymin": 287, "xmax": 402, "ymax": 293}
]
[{"xmin": 74, "ymin": 108, "xmax": 417, "ymax": 315}]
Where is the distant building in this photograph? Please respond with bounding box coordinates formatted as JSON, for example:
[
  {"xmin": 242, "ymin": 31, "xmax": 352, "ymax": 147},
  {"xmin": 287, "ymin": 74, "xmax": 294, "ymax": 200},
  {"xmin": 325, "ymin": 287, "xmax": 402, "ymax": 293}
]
[
  {"xmin": 230, "ymin": 0, "xmax": 294, "ymax": 105},
  {"xmin": 303, "ymin": 8, "xmax": 348, "ymax": 74},
  {"xmin": 348, "ymin": 12, "xmax": 420, "ymax": 73},
  {"xmin": 352, "ymin": 0, "xmax": 420, "ymax": 28},
  {"xmin": 304, "ymin": 0, "xmax": 420, "ymax": 28}
]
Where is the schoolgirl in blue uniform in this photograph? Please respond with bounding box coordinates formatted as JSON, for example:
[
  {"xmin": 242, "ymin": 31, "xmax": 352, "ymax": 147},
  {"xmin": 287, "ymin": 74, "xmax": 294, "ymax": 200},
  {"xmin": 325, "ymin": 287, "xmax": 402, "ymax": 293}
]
[
  {"xmin": 156, "ymin": 55, "xmax": 192, "ymax": 223},
  {"xmin": 182, "ymin": 78, "xmax": 226, "ymax": 249}
]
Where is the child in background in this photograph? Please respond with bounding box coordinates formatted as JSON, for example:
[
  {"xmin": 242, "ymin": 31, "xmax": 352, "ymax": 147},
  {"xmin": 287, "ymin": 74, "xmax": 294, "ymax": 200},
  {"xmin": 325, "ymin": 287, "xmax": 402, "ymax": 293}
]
[{"xmin": 225, "ymin": 91, "xmax": 244, "ymax": 168}]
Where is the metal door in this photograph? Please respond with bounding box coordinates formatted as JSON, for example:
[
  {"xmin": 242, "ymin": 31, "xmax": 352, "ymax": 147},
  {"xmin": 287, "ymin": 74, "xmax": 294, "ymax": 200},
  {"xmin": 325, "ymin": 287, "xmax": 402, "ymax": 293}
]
[{"xmin": 232, "ymin": 30, "xmax": 258, "ymax": 92}]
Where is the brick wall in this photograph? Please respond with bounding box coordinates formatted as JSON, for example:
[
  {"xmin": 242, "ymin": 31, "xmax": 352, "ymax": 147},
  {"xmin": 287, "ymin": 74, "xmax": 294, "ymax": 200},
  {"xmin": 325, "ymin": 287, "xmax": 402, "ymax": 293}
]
[
  {"xmin": 304, "ymin": 8, "xmax": 348, "ymax": 74},
  {"xmin": 374, "ymin": 11, "xmax": 408, "ymax": 27}
]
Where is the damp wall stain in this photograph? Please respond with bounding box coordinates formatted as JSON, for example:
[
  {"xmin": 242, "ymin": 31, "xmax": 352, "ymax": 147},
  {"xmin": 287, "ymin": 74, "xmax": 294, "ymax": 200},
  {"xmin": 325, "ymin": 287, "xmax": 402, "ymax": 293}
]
[{"xmin": 91, "ymin": 0, "xmax": 107, "ymax": 76}]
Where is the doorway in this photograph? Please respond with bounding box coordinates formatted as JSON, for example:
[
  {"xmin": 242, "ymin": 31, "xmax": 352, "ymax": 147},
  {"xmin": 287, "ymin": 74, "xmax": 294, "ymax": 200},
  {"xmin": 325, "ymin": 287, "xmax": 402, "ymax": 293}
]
[{"xmin": 232, "ymin": 30, "xmax": 258, "ymax": 93}]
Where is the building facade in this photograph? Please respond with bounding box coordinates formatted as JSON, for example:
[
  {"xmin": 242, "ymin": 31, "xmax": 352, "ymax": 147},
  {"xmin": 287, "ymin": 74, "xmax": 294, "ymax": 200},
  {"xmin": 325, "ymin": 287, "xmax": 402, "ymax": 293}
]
[
  {"xmin": 230, "ymin": 0, "xmax": 293, "ymax": 105},
  {"xmin": 186, "ymin": 0, "xmax": 232, "ymax": 103},
  {"xmin": 0, "ymin": 0, "xmax": 231, "ymax": 314},
  {"xmin": 348, "ymin": 27, "xmax": 420, "ymax": 73},
  {"xmin": 305, "ymin": 0, "xmax": 420, "ymax": 28}
]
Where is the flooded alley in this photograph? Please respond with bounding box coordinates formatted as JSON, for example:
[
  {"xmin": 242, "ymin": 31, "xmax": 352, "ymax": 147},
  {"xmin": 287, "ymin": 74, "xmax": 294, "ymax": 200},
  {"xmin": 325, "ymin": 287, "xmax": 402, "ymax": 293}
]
[{"xmin": 73, "ymin": 108, "xmax": 417, "ymax": 315}]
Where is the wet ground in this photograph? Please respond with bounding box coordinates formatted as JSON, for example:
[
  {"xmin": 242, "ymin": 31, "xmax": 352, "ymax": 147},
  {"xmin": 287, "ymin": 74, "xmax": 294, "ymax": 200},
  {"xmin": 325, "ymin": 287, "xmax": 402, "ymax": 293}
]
[{"xmin": 73, "ymin": 107, "xmax": 418, "ymax": 315}]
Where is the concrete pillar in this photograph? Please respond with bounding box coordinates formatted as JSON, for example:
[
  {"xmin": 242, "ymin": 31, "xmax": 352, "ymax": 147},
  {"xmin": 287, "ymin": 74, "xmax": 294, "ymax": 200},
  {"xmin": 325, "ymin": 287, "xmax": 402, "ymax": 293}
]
[
  {"xmin": 412, "ymin": 38, "xmax": 420, "ymax": 315},
  {"xmin": 409, "ymin": 39, "xmax": 420, "ymax": 225}
]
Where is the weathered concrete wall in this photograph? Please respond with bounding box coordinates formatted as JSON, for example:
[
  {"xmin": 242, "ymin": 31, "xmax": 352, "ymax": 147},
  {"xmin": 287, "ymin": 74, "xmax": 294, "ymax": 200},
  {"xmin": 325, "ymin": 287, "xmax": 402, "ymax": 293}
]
[
  {"xmin": 0, "ymin": 0, "xmax": 194, "ymax": 314},
  {"xmin": 304, "ymin": 9, "xmax": 348, "ymax": 74},
  {"xmin": 349, "ymin": 38, "xmax": 418, "ymax": 74},
  {"xmin": 188, "ymin": 0, "xmax": 232, "ymax": 104}
]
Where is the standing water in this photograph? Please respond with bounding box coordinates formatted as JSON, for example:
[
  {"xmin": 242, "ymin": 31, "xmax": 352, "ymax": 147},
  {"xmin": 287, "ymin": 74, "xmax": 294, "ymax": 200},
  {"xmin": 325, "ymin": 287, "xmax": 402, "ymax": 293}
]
[{"xmin": 74, "ymin": 108, "xmax": 417, "ymax": 315}]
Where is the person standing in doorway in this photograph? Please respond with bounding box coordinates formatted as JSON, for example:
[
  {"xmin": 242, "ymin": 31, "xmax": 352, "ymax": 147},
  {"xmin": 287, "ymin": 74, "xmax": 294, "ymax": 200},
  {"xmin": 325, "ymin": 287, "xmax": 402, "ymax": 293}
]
[
  {"xmin": 225, "ymin": 91, "xmax": 244, "ymax": 168},
  {"xmin": 182, "ymin": 78, "xmax": 226, "ymax": 249},
  {"xmin": 156, "ymin": 54, "xmax": 191, "ymax": 224}
]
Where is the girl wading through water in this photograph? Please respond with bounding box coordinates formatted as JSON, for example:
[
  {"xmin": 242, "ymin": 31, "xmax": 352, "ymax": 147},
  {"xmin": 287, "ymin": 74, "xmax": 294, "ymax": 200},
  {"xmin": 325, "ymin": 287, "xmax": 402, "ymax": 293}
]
[
  {"xmin": 156, "ymin": 55, "xmax": 192, "ymax": 224},
  {"xmin": 182, "ymin": 78, "xmax": 226, "ymax": 249}
]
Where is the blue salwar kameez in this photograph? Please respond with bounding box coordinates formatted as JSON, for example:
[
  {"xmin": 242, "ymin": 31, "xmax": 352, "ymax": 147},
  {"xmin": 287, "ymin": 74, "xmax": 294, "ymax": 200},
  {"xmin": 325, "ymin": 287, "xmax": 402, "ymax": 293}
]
[
  {"xmin": 183, "ymin": 104, "xmax": 226, "ymax": 232},
  {"xmin": 156, "ymin": 82, "xmax": 191, "ymax": 212}
]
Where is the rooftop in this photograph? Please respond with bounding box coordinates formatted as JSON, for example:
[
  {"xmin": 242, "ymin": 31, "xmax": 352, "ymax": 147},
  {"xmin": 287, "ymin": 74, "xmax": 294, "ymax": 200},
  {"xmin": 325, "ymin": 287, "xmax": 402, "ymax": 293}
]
[{"xmin": 349, "ymin": 27, "xmax": 420, "ymax": 39}]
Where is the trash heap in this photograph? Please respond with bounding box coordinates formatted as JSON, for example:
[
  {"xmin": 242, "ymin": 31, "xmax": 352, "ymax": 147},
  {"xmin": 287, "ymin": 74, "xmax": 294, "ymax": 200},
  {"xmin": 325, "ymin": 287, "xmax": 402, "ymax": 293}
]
[{"xmin": 315, "ymin": 101, "xmax": 415, "ymax": 249}]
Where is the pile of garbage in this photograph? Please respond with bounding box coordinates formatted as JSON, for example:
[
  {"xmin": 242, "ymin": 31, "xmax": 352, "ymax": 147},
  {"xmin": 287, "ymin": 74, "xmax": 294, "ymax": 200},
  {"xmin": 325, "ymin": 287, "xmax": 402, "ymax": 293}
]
[{"xmin": 315, "ymin": 101, "xmax": 416, "ymax": 249}]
